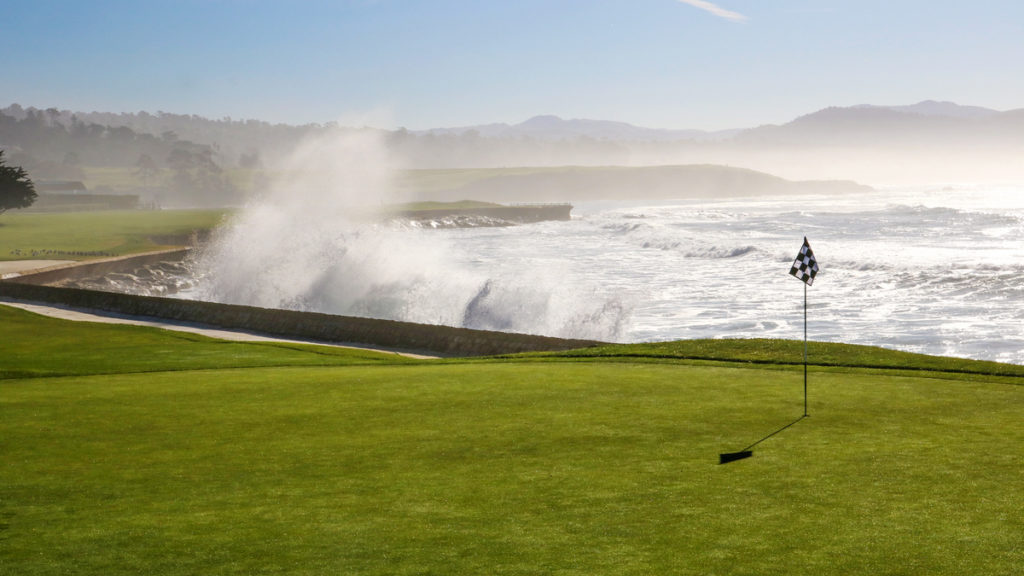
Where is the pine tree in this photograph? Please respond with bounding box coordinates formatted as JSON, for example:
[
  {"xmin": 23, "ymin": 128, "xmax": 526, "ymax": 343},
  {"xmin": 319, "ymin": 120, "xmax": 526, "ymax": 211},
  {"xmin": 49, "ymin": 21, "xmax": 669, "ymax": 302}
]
[{"xmin": 0, "ymin": 150, "xmax": 38, "ymax": 214}]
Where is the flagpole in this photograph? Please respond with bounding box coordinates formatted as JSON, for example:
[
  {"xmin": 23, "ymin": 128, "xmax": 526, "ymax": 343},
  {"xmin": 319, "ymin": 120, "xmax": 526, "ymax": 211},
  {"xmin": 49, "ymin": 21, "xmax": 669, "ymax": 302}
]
[
  {"xmin": 803, "ymin": 282, "xmax": 808, "ymax": 417},
  {"xmin": 721, "ymin": 237, "xmax": 816, "ymax": 464},
  {"xmin": 788, "ymin": 236, "xmax": 816, "ymax": 418}
]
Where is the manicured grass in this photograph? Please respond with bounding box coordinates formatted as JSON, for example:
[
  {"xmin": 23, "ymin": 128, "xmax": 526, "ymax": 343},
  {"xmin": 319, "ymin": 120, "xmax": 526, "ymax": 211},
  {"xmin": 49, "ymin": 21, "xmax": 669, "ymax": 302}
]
[
  {"xmin": 80, "ymin": 165, "xmax": 558, "ymax": 197},
  {"xmin": 80, "ymin": 166, "xmax": 259, "ymax": 195},
  {"xmin": 1, "ymin": 306, "xmax": 1021, "ymax": 575},
  {"xmin": 536, "ymin": 339, "xmax": 1024, "ymax": 379},
  {"xmin": 0, "ymin": 209, "xmax": 226, "ymax": 260},
  {"xmin": 0, "ymin": 305, "xmax": 413, "ymax": 378},
  {"xmin": 80, "ymin": 165, "xmax": 146, "ymax": 190}
]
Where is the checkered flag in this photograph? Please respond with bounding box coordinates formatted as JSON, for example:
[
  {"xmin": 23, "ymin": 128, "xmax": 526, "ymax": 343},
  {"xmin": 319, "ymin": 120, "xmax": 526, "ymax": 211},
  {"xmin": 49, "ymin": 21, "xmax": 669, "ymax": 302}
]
[{"xmin": 789, "ymin": 237, "xmax": 819, "ymax": 286}]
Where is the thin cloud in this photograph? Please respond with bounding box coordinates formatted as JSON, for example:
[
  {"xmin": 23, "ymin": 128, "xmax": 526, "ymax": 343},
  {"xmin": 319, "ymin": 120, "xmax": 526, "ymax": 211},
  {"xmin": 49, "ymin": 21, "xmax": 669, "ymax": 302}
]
[{"xmin": 677, "ymin": 0, "xmax": 748, "ymax": 22}]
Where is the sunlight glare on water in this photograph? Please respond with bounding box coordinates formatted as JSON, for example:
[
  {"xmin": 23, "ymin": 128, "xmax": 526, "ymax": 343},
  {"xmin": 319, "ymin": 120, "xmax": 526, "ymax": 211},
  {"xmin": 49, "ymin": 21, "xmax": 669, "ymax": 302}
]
[
  {"xmin": 188, "ymin": 182, "xmax": 1024, "ymax": 364},
  {"xmin": 433, "ymin": 186, "xmax": 1024, "ymax": 363}
]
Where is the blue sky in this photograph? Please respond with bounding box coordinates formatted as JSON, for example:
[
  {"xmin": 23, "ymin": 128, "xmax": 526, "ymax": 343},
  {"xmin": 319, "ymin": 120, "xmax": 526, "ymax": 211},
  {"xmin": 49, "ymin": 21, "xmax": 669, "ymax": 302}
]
[{"xmin": 3, "ymin": 0, "xmax": 1023, "ymax": 130}]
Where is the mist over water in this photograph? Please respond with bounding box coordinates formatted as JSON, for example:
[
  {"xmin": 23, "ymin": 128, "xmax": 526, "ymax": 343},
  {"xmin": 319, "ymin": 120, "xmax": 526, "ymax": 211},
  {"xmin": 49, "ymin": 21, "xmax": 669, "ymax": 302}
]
[
  {"xmin": 191, "ymin": 131, "xmax": 630, "ymax": 341},
  {"xmin": 186, "ymin": 129, "xmax": 1024, "ymax": 362},
  {"xmin": 552, "ymin": 187, "xmax": 1024, "ymax": 364}
]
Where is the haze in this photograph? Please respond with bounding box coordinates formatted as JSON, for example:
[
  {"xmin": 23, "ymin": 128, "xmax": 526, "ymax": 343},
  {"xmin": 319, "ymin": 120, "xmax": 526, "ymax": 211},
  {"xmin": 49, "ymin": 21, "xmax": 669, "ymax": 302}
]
[{"xmin": 4, "ymin": 1, "xmax": 1023, "ymax": 132}]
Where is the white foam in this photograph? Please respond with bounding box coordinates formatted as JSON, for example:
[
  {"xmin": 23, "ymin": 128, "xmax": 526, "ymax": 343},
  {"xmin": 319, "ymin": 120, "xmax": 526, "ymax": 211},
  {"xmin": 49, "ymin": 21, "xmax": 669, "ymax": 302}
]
[
  {"xmin": 190, "ymin": 130, "xmax": 631, "ymax": 342},
  {"xmin": 186, "ymin": 159, "xmax": 1024, "ymax": 363}
]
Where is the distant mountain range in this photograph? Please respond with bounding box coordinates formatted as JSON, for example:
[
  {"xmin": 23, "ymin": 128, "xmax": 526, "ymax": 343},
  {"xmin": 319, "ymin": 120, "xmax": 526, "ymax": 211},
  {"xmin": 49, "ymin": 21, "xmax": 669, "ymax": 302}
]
[
  {"xmin": 736, "ymin": 100, "xmax": 1024, "ymax": 147},
  {"xmin": 419, "ymin": 100, "xmax": 1023, "ymax": 145},
  {"xmin": 418, "ymin": 114, "xmax": 740, "ymax": 142},
  {"xmin": 853, "ymin": 100, "xmax": 1000, "ymax": 119},
  {"xmin": 4, "ymin": 99, "xmax": 1022, "ymax": 186},
  {"xmin": 6, "ymin": 99, "xmax": 1020, "ymax": 146}
]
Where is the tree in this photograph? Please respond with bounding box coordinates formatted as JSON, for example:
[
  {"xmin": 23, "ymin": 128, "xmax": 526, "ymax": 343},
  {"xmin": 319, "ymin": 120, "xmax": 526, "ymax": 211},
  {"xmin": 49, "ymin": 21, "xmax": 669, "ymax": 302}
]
[
  {"xmin": 134, "ymin": 153, "xmax": 160, "ymax": 186},
  {"xmin": 0, "ymin": 150, "xmax": 37, "ymax": 215},
  {"xmin": 166, "ymin": 147, "xmax": 236, "ymax": 206},
  {"xmin": 238, "ymin": 150, "xmax": 261, "ymax": 169}
]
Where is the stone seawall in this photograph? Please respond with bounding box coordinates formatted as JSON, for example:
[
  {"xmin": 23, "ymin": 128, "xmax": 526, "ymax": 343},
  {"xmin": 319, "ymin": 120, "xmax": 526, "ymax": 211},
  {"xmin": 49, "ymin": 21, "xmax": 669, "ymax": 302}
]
[
  {"xmin": 3, "ymin": 244, "xmax": 603, "ymax": 356},
  {"xmin": 0, "ymin": 281, "xmax": 603, "ymax": 357}
]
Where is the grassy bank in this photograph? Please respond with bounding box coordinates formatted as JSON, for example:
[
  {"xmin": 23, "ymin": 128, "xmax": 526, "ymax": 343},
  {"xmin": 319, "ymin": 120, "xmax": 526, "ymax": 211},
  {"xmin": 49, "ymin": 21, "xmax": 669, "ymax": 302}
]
[
  {"xmin": 1, "ymin": 304, "xmax": 1021, "ymax": 575},
  {"xmin": 0, "ymin": 209, "xmax": 226, "ymax": 261},
  {"xmin": 79, "ymin": 166, "xmax": 258, "ymax": 196}
]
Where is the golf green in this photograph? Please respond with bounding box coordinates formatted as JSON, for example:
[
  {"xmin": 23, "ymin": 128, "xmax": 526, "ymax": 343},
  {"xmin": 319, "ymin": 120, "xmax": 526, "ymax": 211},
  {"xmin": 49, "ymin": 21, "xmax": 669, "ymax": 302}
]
[{"xmin": 3, "ymin": 339, "xmax": 1021, "ymax": 575}]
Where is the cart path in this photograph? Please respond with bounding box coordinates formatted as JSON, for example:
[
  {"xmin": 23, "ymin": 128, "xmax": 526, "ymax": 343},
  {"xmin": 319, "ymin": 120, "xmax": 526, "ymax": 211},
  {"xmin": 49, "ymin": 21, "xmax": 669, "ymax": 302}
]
[
  {"xmin": 0, "ymin": 260, "xmax": 77, "ymax": 278},
  {"xmin": 0, "ymin": 298, "xmax": 438, "ymax": 359}
]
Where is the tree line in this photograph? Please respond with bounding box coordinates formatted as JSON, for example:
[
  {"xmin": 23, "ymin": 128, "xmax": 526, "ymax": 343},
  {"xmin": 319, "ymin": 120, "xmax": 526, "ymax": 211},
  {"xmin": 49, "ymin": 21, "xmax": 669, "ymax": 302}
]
[
  {"xmin": 0, "ymin": 103, "xmax": 712, "ymax": 208},
  {"xmin": 1, "ymin": 104, "xmax": 646, "ymax": 176},
  {"xmin": 0, "ymin": 106, "xmax": 244, "ymax": 206}
]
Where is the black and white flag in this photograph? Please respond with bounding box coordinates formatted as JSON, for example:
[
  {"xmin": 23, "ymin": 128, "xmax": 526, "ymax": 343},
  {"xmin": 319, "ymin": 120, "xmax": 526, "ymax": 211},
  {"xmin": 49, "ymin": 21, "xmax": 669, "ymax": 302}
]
[{"xmin": 789, "ymin": 237, "xmax": 819, "ymax": 286}]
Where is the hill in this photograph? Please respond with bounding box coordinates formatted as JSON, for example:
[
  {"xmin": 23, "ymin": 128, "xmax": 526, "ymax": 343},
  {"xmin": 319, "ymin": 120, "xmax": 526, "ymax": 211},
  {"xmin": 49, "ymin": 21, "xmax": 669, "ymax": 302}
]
[
  {"xmin": 737, "ymin": 101, "xmax": 1024, "ymax": 147},
  {"xmin": 4, "ymin": 99, "xmax": 1023, "ymax": 199},
  {"xmin": 866, "ymin": 100, "xmax": 1000, "ymax": 119},
  {"xmin": 419, "ymin": 164, "xmax": 871, "ymax": 203},
  {"xmin": 418, "ymin": 114, "xmax": 739, "ymax": 142}
]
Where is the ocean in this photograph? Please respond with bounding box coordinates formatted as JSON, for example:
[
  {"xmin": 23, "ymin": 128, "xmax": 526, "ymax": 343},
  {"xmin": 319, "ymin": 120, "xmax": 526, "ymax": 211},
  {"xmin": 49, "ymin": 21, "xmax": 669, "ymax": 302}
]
[{"xmin": 186, "ymin": 185, "xmax": 1024, "ymax": 364}]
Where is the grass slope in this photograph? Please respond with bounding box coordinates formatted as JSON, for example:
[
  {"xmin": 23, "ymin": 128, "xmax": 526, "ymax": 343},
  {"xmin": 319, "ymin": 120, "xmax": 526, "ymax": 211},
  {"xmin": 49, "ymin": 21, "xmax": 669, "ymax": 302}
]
[
  {"xmin": 538, "ymin": 339, "xmax": 1024, "ymax": 379},
  {"xmin": 0, "ymin": 209, "xmax": 226, "ymax": 261},
  {"xmin": 0, "ymin": 305, "xmax": 413, "ymax": 379},
  {"xmin": 1, "ymin": 305, "xmax": 1021, "ymax": 575}
]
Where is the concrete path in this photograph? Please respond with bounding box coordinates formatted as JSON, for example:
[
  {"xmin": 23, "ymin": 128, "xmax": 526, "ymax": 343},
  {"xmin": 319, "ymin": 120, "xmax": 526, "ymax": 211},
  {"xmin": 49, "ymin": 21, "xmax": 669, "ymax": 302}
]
[
  {"xmin": 0, "ymin": 260, "xmax": 77, "ymax": 278},
  {"xmin": 0, "ymin": 298, "xmax": 438, "ymax": 359}
]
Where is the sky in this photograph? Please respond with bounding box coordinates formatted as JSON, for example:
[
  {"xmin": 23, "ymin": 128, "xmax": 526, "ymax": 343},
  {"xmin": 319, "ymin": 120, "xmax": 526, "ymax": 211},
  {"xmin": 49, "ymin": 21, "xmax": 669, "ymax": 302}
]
[{"xmin": 3, "ymin": 0, "xmax": 1023, "ymax": 131}]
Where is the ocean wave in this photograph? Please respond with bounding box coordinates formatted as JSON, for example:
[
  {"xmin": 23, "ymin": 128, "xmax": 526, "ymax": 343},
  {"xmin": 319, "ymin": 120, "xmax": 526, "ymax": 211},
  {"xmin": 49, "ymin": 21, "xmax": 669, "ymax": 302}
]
[
  {"xmin": 640, "ymin": 239, "xmax": 682, "ymax": 250},
  {"xmin": 395, "ymin": 215, "xmax": 516, "ymax": 229},
  {"xmin": 83, "ymin": 183, "xmax": 1024, "ymax": 363},
  {"xmin": 595, "ymin": 215, "xmax": 761, "ymax": 258},
  {"xmin": 855, "ymin": 204, "xmax": 1019, "ymax": 233},
  {"xmin": 680, "ymin": 245, "xmax": 760, "ymax": 258},
  {"xmin": 61, "ymin": 260, "xmax": 198, "ymax": 296},
  {"xmin": 461, "ymin": 279, "xmax": 631, "ymax": 341},
  {"xmin": 601, "ymin": 221, "xmax": 651, "ymax": 234},
  {"xmin": 828, "ymin": 259, "xmax": 890, "ymax": 272}
]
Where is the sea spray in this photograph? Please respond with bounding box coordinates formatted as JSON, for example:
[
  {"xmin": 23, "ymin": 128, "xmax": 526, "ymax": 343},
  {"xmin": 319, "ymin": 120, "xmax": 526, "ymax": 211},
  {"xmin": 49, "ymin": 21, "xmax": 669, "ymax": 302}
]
[
  {"xmin": 191, "ymin": 129, "xmax": 631, "ymax": 341},
  {"xmin": 65, "ymin": 183, "xmax": 1024, "ymax": 362}
]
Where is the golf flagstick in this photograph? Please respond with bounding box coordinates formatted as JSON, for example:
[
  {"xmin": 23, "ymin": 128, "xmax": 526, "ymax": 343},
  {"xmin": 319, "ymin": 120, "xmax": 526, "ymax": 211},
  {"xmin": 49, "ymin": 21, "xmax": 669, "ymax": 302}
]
[
  {"xmin": 791, "ymin": 237, "xmax": 818, "ymax": 416},
  {"xmin": 720, "ymin": 237, "xmax": 819, "ymax": 464}
]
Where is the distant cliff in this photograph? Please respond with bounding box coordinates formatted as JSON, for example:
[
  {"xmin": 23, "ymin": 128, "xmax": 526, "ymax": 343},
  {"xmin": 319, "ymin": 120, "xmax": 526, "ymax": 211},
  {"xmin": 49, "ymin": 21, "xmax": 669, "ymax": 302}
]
[{"xmin": 420, "ymin": 165, "xmax": 871, "ymax": 204}]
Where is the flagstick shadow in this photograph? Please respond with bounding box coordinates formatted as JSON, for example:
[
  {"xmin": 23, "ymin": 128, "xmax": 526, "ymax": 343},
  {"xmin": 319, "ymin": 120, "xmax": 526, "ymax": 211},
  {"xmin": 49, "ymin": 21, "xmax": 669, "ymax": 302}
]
[
  {"xmin": 741, "ymin": 414, "xmax": 808, "ymax": 452},
  {"xmin": 719, "ymin": 415, "xmax": 808, "ymax": 464}
]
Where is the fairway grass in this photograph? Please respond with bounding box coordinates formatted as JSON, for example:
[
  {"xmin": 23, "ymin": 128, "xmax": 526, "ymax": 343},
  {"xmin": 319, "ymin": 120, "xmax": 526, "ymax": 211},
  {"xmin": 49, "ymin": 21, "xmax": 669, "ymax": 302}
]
[
  {"xmin": 0, "ymin": 209, "xmax": 226, "ymax": 260},
  {"xmin": 1, "ymin": 307, "xmax": 1021, "ymax": 575},
  {"xmin": 0, "ymin": 305, "xmax": 413, "ymax": 379}
]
